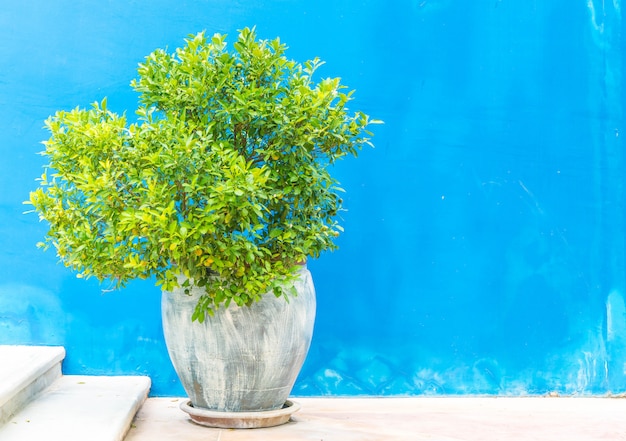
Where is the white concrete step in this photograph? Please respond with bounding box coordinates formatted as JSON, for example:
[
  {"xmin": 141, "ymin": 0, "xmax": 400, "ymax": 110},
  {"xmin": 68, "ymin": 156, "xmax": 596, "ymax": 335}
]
[
  {"xmin": 0, "ymin": 345, "xmax": 65, "ymax": 425},
  {"xmin": 0, "ymin": 375, "xmax": 151, "ymax": 441}
]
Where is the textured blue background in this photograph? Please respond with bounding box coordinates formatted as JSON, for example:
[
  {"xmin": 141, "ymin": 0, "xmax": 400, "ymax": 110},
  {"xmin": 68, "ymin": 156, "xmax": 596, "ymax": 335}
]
[{"xmin": 1, "ymin": 1, "xmax": 624, "ymax": 396}]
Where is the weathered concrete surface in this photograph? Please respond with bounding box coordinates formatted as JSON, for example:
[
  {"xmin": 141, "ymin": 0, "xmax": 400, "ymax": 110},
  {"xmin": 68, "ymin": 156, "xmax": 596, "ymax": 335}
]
[
  {"xmin": 124, "ymin": 396, "xmax": 626, "ymax": 441},
  {"xmin": 0, "ymin": 375, "xmax": 150, "ymax": 441},
  {"xmin": 0, "ymin": 345, "xmax": 65, "ymax": 425}
]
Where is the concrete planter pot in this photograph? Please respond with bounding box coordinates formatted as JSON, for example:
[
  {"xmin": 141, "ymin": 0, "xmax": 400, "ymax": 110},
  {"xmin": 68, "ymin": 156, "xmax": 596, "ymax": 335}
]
[{"xmin": 161, "ymin": 265, "xmax": 316, "ymax": 427}]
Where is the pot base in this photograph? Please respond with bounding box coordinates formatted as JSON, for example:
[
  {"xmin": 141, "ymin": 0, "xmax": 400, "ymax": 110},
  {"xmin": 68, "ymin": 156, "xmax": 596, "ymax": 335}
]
[{"xmin": 180, "ymin": 399, "xmax": 301, "ymax": 429}]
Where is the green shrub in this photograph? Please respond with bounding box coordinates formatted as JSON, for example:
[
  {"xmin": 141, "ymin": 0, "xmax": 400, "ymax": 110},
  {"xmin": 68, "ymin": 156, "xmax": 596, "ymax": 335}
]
[{"xmin": 27, "ymin": 27, "xmax": 379, "ymax": 321}]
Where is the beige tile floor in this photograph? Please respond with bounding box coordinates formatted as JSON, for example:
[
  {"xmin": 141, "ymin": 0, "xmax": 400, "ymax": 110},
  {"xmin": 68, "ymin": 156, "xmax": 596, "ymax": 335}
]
[{"xmin": 124, "ymin": 396, "xmax": 626, "ymax": 441}]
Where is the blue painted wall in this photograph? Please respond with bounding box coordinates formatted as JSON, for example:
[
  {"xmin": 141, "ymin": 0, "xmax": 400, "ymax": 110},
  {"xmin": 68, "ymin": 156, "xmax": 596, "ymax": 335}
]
[{"xmin": 1, "ymin": 1, "xmax": 624, "ymax": 396}]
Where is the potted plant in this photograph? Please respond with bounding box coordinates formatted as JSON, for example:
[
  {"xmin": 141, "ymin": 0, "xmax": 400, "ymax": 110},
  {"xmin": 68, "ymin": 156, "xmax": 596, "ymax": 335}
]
[{"xmin": 27, "ymin": 27, "xmax": 378, "ymax": 428}]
